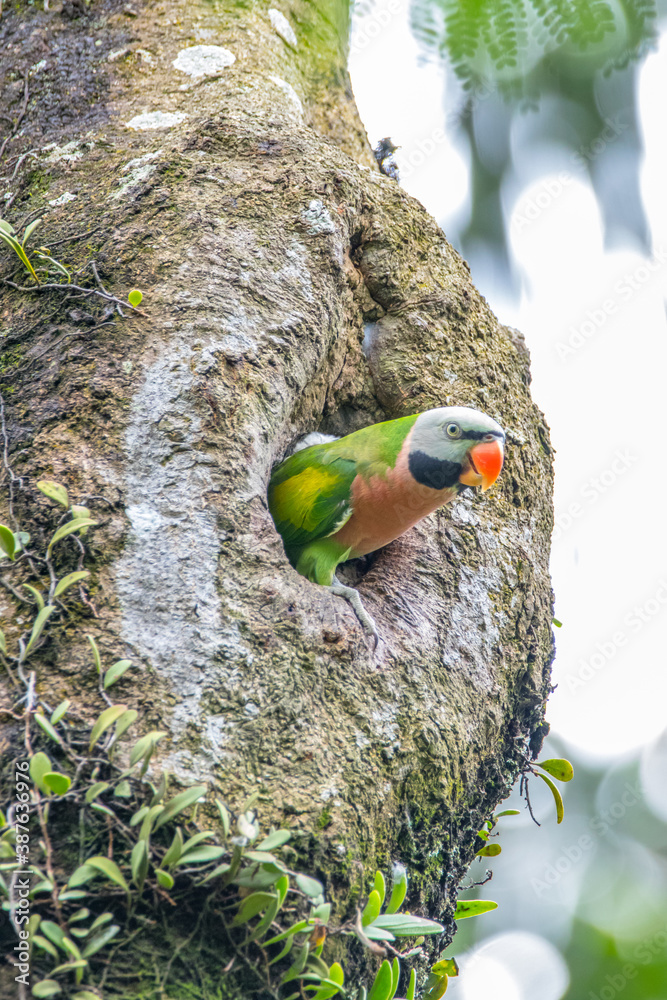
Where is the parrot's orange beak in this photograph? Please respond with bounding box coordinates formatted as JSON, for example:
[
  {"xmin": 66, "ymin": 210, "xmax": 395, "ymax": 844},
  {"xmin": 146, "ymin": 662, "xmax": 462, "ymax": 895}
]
[{"xmin": 460, "ymin": 438, "xmax": 504, "ymax": 492}]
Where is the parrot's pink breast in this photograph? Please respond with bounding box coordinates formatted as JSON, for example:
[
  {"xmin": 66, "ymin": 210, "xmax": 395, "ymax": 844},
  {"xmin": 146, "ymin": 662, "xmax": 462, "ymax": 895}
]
[{"xmin": 329, "ymin": 437, "xmax": 457, "ymax": 557}]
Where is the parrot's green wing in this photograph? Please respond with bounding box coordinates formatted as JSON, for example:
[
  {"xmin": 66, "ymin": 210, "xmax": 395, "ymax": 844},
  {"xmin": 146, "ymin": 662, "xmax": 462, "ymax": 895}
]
[
  {"xmin": 268, "ymin": 414, "xmax": 418, "ymax": 558},
  {"xmin": 268, "ymin": 443, "xmax": 357, "ymax": 554}
]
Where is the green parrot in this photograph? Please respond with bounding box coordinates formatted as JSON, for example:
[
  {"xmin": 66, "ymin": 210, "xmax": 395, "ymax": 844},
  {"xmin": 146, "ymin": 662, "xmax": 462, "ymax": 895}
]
[{"xmin": 268, "ymin": 406, "xmax": 505, "ymax": 645}]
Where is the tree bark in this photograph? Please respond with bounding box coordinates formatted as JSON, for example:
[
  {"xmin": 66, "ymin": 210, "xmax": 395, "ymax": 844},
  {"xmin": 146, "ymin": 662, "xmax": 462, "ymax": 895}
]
[{"xmin": 0, "ymin": 0, "xmax": 554, "ymax": 990}]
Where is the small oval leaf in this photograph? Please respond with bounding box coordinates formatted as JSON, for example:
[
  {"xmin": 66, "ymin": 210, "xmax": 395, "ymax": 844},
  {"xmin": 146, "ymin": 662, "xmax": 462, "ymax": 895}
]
[
  {"xmin": 43, "ymin": 772, "xmax": 72, "ymax": 796},
  {"xmin": 536, "ymin": 758, "xmax": 574, "ymax": 782},
  {"xmin": 36, "ymin": 481, "xmax": 69, "ymax": 508},
  {"xmin": 454, "ymin": 899, "xmax": 498, "ymax": 920}
]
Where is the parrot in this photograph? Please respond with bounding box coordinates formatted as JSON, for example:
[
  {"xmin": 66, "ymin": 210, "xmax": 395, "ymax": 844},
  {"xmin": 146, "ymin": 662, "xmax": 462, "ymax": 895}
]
[{"xmin": 268, "ymin": 406, "xmax": 505, "ymax": 646}]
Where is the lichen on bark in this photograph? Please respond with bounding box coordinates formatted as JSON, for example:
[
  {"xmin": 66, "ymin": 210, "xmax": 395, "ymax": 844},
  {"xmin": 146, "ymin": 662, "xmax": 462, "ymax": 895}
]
[{"xmin": 0, "ymin": 0, "xmax": 554, "ymax": 993}]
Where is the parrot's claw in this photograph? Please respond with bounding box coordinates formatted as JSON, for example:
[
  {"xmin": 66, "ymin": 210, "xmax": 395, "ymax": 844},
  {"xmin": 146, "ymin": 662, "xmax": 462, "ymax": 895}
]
[{"xmin": 328, "ymin": 576, "xmax": 380, "ymax": 649}]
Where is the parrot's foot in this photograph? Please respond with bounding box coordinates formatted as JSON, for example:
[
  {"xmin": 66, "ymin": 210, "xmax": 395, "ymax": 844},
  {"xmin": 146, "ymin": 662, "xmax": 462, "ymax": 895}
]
[{"xmin": 328, "ymin": 576, "xmax": 380, "ymax": 649}]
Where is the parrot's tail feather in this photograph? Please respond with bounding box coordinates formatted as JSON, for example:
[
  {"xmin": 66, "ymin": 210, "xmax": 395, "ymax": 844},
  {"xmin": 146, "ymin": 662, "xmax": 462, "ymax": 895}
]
[{"xmin": 294, "ymin": 539, "xmax": 352, "ymax": 586}]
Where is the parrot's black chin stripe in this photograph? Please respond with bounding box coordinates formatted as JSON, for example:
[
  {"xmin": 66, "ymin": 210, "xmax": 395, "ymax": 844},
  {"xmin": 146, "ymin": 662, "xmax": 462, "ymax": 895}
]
[{"xmin": 408, "ymin": 450, "xmax": 462, "ymax": 491}]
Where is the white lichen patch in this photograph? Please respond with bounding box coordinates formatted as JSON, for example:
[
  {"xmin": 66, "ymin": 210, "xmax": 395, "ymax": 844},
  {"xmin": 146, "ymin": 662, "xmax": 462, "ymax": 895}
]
[
  {"xmin": 301, "ymin": 199, "xmax": 335, "ymax": 235},
  {"xmin": 125, "ymin": 111, "xmax": 187, "ymax": 130},
  {"xmin": 108, "ymin": 47, "xmax": 131, "ymax": 62},
  {"xmin": 43, "ymin": 140, "xmax": 93, "ymax": 164},
  {"xmin": 268, "ymin": 75, "xmax": 303, "ymax": 120},
  {"xmin": 173, "ymin": 45, "xmax": 235, "ymax": 78},
  {"xmin": 113, "ymin": 149, "xmax": 162, "ymax": 199},
  {"xmin": 30, "ymin": 59, "xmax": 47, "ymax": 75},
  {"xmin": 48, "ymin": 191, "xmax": 77, "ymax": 207},
  {"xmin": 268, "ymin": 8, "xmax": 297, "ymax": 47}
]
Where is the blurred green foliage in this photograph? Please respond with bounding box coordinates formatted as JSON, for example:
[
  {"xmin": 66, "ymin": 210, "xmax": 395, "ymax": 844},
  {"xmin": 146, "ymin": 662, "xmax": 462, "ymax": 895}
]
[{"xmin": 407, "ymin": 0, "xmax": 663, "ymax": 291}]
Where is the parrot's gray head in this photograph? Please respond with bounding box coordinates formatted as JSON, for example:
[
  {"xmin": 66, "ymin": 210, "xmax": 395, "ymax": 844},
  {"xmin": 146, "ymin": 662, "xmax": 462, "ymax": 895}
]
[{"xmin": 409, "ymin": 406, "xmax": 505, "ymax": 492}]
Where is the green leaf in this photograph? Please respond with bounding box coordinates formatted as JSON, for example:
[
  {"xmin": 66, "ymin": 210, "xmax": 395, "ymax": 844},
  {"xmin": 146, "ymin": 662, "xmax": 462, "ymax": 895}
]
[
  {"xmin": 36, "ymin": 480, "xmax": 69, "ymax": 507},
  {"xmin": 89, "ymin": 704, "xmax": 129, "ymax": 750},
  {"xmin": 156, "ymin": 869, "xmax": 174, "ymax": 889},
  {"xmin": 406, "ymin": 968, "xmax": 416, "ymax": 1000},
  {"xmin": 311, "ymin": 901, "xmax": 330, "ymax": 923},
  {"xmin": 162, "ymin": 827, "xmax": 183, "ymax": 867},
  {"xmin": 370, "ymin": 913, "xmax": 444, "ymax": 936},
  {"xmin": 137, "ymin": 804, "xmax": 164, "ymax": 840},
  {"xmin": 0, "ymin": 219, "xmax": 15, "ymax": 234},
  {"xmin": 362, "ymin": 925, "xmax": 395, "ymax": 942},
  {"xmin": 22, "ymin": 218, "xmax": 42, "ymax": 247},
  {"xmin": 536, "ymin": 771, "xmax": 565, "ymax": 823},
  {"xmin": 24, "ymin": 605, "xmax": 56, "ymax": 657},
  {"xmin": 81, "ymin": 923, "xmax": 120, "ymax": 958},
  {"xmin": 257, "ymin": 828, "xmax": 292, "ymax": 850},
  {"xmin": 54, "ymin": 571, "xmax": 90, "ymax": 598},
  {"xmin": 32, "ymin": 981, "xmax": 62, "ymax": 998},
  {"xmin": 67, "ymin": 864, "xmax": 97, "ymax": 888},
  {"xmin": 282, "ymin": 941, "xmax": 310, "ymax": 983},
  {"xmin": 296, "ymin": 873, "xmax": 324, "ymax": 898},
  {"xmin": 0, "ymin": 524, "xmax": 15, "ymax": 560},
  {"xmin": 57, "ymin": 890, "xmax": 87, "ymax": 901},
  {"xmin": 536, "ymin": 758, "xmax": 574, "ymax": 782},
  {"xmin": 0, "ymin": 227, "xmax": 39, "ymax": 281},
  {"xmin": 391, "ymin": 958, "xmax": 400, "ymax": 998},
  {"xmin": 23, "ymin": 584, "xmax": 45, "ymax": 610},
  {"xmin": 373, "ymin": 870, "xmax": 386, "ymax": 910},
  {"xmin": 114, "ymin": 780, "xmax": 132, "ymax": 798},
  {"xmin": 129, "ymin": 730, "xmax": 167, "ymax": 767},
  {"xmin": 68, "ymin": 908, "xmax": 90, "ymax": 924},
  {"xmin": 128, "ymin": 289, "xmax": 143, "ymax": 307},
  {"xmin": 361, "ymin": 889, "xmax": 382, "ymax": 926},
  {"xmin": 0, "ymin": 627, "xmax": 5, "ymax": 654},
  {"xmin": 552, "ymin": 617, "xmax": 562, "ymax": 627},
  {"xmin": 233, "ymin": 891, "xmax": 277, "ymax": 926},
  {"xmin": 33, "ymin": 711, "xmax": 62, "ymax": 744},
  {"xmin": 50, "ymin": 699, "xmax": 70, "ymax": 724},
  {"xmin": 51, "ymin": 960, "xmax": 88, "ymax": 974},
  {"xmin": 264, "ymin": 919, "xmax": 310, "ymax": 946},
  {"xmin": 87, "ymin": 634, "xmax": 102, "ymax": 675},
  {"xmin": 386, "ymin": 864, "xmax": 408, "ymax": 914},
  {"xmin": 75, "ymin": 856, "xmax": 129, "ymax": 893},
  {"xmin": 431, "ymin": 959, "xmax": 458, "ymax": 978},
  {"xmin": 368, "ymin": 959, "xmax": 393, "ymax": 1000},
  {"xmin": 153, "ymin": 785, "xmax": 208, "ymax": 830},
  {"xmin": 244, "ymin": 850, "xmax": 284, "ymax": 865},
  {"xmin": 495, "ymin": 809, "xmax": 520, "ymax": 818},
  {"xmin": 476, "ymin": 843, "xmax": 502, "ymax": 857},
  {"xmin": 131, "ymin": 839, "xmax": 149, "ymax": 888},
  {"xmin": 250, "ymin": 891, "xmax": 283, "ymax": 943},
  {"xmin": 30, "ymin": 752, "xmax": 53, "ymax": 793},
  {"xmin": 40, "ymin": 920, "xmax": 66, "ymax": 949},
  {"xmin": 312, "ymin": 962, "xmax": 345, "ymax": 1000},
  {"xmin": 174, "ymin": 845, "xmax": 225, "ymax": 865},
  {"xmin": 47, "ymin": 518, "xmax": 98, "ymax": 553},
  {"xmin": 43, "ymin": 772, "xmax": 71, "ymax": 796},
  {"xmin": 423, "ymin": 975, "xmax": 449, "ymax": 1000},
  {"xmin": 454, "ymin": 899, "xmax": 498, "ymax": 920},
  {"xmin": 215, "ymin": 798, "xmax": 230, "ymax": 837},
  {"xmin": 114, "ymin": 708, "xmax": 138, "ymax": 740},
  {"xmin": 85, "ymin": 781, "xmax": 110, "ymax": 803},
  {"xmin": 181, "ymin": 831, "xmax": 216, "ymax": 854},
  {"xmin": 33, "ymin": 935, "xmax": 59, "ymax": 958},
  {"xmin": 104, "ymin": 659, "xmax": 133, "ymax": 688},
  {"xmin": 89, "ymin": 912, "xmax": 113, "ymax": 933},
  {"xmin": 72, "ymin": 993, "xmax": 104, "ymax": 1000}
]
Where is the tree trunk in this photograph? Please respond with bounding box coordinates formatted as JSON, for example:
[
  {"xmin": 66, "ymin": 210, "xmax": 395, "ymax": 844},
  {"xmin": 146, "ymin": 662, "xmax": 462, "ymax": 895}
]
[{"xmin": 0, "ymin": 0, "xmax": 554, "ymax": 993}]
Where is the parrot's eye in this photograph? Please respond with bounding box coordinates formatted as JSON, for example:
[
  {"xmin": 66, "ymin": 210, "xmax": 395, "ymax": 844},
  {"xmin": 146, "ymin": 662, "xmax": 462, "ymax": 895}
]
[{"xmin": 445, "ymin": 423, "xmax": 461, "ymax": 438}]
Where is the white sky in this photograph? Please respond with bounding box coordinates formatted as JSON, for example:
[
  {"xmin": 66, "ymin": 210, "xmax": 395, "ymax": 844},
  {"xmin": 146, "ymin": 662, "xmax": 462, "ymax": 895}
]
[{"xmin": 350, "ymin": 2, "xmax": 667, "ymax": 763}]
